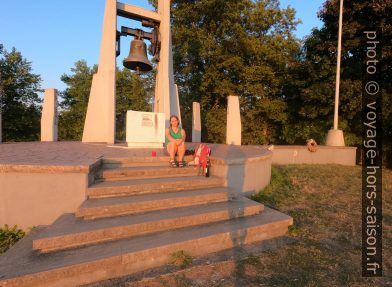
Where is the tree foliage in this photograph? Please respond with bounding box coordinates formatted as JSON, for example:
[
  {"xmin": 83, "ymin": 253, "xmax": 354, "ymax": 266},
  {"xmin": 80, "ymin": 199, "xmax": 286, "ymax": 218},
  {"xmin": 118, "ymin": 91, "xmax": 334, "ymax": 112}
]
[
  {"xmin": 147, "ymin": 0, "xmax": 391, "ymax": 156},
  {"xmin": 168, "ymin": 0, "xmax": 300, "ymax": 144},
  {"xmin": 286, "ymin": 0, "xmax": 390, "ymax": 143},
  {"xmin": 115, "ymin": 68, "xmax": 153, "ymax": 140},
  {"xmin": 58, "ymin": 60, "xmax": 95, "ymax": 140},
  {"xmin": 283, "ymin": 0, "xmax": 391, "ymax": 165},
  {"xmin": 58, "ymin": 60, "xmax": 152, "ymax": 141},
  {"xmin": 0, "ymin": 44, "xmax": 42, "ymax": 142}
]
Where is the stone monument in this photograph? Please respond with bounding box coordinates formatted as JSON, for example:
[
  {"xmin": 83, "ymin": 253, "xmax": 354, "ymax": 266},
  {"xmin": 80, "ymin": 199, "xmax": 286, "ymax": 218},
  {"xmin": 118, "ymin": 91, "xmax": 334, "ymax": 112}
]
[
  {"xmin": 83, "ymin": 0, "xmax": 181, "ymax": 144},
  {"xmin": 126, "ymin": 110, "xmax": 165, "ymax": 148}
]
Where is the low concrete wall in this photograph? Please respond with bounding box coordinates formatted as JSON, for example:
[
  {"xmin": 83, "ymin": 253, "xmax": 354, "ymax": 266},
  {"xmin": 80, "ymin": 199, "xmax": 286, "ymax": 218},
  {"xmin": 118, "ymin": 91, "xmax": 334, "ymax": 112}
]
[
  {"xmin": 271, "ymin": 145, "xmax": 357, "ymax": 166},
  {"xmin": 210, "ymin": 152, "xmax": 272, "ymax": 196},
  {"xmin": 0, "ymin": 172, "xmax": 88, "ymax": 230}
]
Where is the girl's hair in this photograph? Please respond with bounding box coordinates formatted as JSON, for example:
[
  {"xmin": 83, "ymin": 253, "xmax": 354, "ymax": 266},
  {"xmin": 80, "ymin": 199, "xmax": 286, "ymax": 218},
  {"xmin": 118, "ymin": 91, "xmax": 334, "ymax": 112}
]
[{"xmin": 169, "ymin": 115, "xmax": 179, "ymax": 127}]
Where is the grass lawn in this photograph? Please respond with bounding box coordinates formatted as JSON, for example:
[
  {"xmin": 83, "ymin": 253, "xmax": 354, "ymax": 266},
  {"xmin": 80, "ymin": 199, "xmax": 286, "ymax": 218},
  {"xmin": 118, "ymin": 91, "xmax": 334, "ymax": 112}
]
[{"xmin": 244, "ymin": 165, "xmax": 391, "ymax": 287}]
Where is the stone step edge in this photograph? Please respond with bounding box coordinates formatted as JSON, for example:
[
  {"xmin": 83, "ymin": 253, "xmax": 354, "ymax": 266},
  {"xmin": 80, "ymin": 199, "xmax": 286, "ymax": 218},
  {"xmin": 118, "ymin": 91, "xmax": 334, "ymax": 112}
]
[
  {"xmin": 87, "ymin": 178, "xmax": 226, "ymax": 199},
  {"xmin": 1, "ymin": 209, "xmax": 292, "ymax": 287},
  {"xmin": 33, "ymin": 203, "xmax": 263, "ymax": 253},
  {"xmin": 75, "ymin": 187, "xmax": 236, "ymax": 219},
  {"xmin": 77, "ymin": 190, "xmax": 233, "ymax": 220},
  {"xmin": 96, "ymin": 173, "xmax": 197, "ymax": 183},
  {"xmin": 103, "ymin": 155, "xmax": 195, "ymax": 164},
  {"xmin": 101, "ymin": 165, "xmax": 198, "ymax": 173},
  {"xmin": 102, "ymin": 162, "xmax": 180, "ymax": 168},
  {"xmin": 98, "ymin": 167, "xmax": 199, "ymax": 181}
]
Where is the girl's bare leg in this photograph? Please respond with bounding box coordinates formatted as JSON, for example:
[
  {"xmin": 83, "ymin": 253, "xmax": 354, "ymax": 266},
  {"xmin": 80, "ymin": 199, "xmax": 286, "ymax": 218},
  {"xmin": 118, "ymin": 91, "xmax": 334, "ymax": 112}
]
[
  {"xmin": 167, "ymin": 142, "xmax": 178, "ymax": 160},
  {"xmin": 177, "ymin": 142, "xmax": 186, "ymax": 162}
]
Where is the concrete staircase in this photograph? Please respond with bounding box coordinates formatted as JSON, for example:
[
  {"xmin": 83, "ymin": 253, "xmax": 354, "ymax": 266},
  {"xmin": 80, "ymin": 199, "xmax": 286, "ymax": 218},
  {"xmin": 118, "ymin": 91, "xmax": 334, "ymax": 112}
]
[{"xmin": 0, "ymin": 156, "xmax": 292, "ymax": 287}]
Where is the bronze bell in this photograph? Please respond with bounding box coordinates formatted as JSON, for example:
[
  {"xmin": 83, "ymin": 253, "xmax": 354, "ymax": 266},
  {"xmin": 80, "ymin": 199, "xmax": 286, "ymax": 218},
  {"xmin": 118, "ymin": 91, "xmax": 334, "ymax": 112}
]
[{"xmin": 123, "ymin": 39, "xmax": 153, "ymax": 72}]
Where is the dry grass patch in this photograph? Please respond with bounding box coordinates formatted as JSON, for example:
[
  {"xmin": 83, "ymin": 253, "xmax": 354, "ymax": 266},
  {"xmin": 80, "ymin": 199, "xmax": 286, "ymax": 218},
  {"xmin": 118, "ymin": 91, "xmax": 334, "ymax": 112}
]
[{"xmin": 249, "ymin": 165, "xmax": 391, "ymax": 287}]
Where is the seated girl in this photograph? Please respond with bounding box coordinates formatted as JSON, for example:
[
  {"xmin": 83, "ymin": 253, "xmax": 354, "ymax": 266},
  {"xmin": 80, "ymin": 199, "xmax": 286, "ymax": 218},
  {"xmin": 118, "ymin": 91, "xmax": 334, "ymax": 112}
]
[{"xmin": 165, "ymin": 115, "xmax": 186, "ymax": 168}]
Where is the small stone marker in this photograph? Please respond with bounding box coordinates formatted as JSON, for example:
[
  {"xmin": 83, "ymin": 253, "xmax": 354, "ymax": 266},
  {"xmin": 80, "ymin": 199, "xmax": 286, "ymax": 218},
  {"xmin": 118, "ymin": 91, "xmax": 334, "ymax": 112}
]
[
  {"xmin": 41, "ymin": 88, "xmax": 58, "ymax": 142},
  {"xmin": 226, "ymin": 95, "xmax": 241, "ymax": 145},
  {"xmin": 192, "ymin": 102, "xmax": 201, "ymax": 142}
]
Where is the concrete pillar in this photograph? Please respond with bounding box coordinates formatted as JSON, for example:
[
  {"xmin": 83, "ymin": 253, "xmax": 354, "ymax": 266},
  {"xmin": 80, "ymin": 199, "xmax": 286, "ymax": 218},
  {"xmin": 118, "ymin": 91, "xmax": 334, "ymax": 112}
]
[
  {"xmin": 154, "ymin": 0, "xmax": 180, "ymax": 127},
  {"xmin": 226, "ymin": 95, "xmax": 241, "ymax": 145},
  {"xmin": 0, "ymin": 72, "xmax": 2, "ymax": 143},
  {"xmin": 192, "ymin": 102, "xmax": 201, "ymax": 142},
  {"xmin": 175, "ymin": 84, "xmax": 182, "ymax": 127},
  {"xmin": 326, "ymin": 129, "xmax": 345, "ymax": 146},
  {"xmin": 41, "ymin": 89, "xmax": 58, "ymax": 142},
  {"xmin": 0, "ymin": 97, "xmax": 2, "ymax": 143},
  {"xmin": 0, "ymin": 102, "xmax": 2, "ymax": 143},
  {"xmin": 83, "ymin": 0, "xmax": 117, "ymax": 144}
]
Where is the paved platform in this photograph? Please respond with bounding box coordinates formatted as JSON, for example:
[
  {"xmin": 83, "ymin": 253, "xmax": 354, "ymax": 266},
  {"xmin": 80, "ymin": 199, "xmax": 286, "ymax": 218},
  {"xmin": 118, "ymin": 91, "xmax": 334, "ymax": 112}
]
[
  {"xmin": 0, "ymin": 141, "xmax": 271, "ymax": 173},
  {"xmin": 0, "ymin": 142, "xmax": 273, "ymax": 229}
]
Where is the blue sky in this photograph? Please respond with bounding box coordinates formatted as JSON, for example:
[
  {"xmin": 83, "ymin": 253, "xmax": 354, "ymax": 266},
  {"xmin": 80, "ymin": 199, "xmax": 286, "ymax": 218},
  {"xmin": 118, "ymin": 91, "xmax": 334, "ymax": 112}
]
[{"xmin": 0, "ymin": 0, "xmax": 324, "ymax": 93}]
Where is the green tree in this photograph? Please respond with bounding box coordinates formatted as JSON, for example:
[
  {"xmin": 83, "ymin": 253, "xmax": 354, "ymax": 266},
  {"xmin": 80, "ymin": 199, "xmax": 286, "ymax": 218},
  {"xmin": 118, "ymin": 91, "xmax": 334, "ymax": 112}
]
[
  {"xmin": 0, "ymin": 44, "xmax": 42, "ymax": 142},
  {"xmin": 150, "ymin": 0, "xmax": 300, "ymax": 144},
  {"xmin": 116, "ymin": 69, "xmax": 153, "ymax": 140},
  {"xmin": 58, "ymin": 60, "xmax": 152, "ymax": 141},
  {"xmin": 58, "ymin": 60, "xmax": 95, "ymax": 140},
  {"xmin": 284, "ymin": 0, "xmax": 392, "ymax": 165}
]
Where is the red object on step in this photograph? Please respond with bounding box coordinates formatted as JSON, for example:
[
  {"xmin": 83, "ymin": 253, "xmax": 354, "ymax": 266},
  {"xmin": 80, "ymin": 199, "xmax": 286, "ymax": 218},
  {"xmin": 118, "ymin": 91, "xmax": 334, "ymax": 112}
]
[
  {"xmin": 194, "ymin": 144, "xmax": 211, "ymax": 168},
  {"xmin": 152, "ymin": 151, "xmax": 157, "ymax": 157}
]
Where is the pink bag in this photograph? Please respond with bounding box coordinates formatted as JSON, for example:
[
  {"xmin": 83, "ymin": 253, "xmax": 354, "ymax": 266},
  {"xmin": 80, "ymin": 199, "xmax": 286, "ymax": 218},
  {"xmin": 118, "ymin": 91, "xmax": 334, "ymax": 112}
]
[{"xmin": 193, "ymin": 144, "xmax": 211, "ymax": 177}]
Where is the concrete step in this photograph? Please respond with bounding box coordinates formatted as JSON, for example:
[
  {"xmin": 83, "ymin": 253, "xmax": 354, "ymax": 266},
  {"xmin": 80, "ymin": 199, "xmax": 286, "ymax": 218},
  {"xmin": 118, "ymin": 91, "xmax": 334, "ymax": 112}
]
[
  {"xmin": 78, "ymin": 187, "xmax": 234, "ymax": 220},
  {"xmin": 103, "ymin": 155, "xmax": 195, "ymax": 168},
  {"xmin": 0, "ymin": 207, "xmax": 292, "ymax": 287},
  {"xmin": 88, "ymin": 176, "xmax": 225, "ymax": 198},
  {"xmin": 98, "ymin": 165, "xmax": 200, "ymax": 181},
  {"xmin": 33, "ymin": 197, "xmax": 264, "ymax": 253}
]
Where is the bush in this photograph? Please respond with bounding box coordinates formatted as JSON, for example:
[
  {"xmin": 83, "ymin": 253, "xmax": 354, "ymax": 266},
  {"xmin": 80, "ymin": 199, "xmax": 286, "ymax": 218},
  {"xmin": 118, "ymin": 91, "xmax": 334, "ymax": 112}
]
[
  {"xmin": 0, "ymin": 225, "xmax": 25, "ymax": 255},
  {"xmin": 169, "ymin": 250, "xmax": 194, "ymax": 269}
]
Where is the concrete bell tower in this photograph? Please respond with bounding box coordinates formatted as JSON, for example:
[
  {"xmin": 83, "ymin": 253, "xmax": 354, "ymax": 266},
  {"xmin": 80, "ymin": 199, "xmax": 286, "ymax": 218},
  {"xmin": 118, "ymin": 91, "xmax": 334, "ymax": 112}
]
[{"xmin": 83, "ymin": 0, "xmax": 180, "ymax": 144}]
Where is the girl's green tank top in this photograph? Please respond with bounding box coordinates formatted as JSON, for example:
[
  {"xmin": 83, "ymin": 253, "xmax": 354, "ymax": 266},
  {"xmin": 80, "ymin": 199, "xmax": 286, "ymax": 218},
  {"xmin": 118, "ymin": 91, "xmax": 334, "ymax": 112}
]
[{"xmin": 165, "ymin": 127, "xmax": 182, "ymax": 145}]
